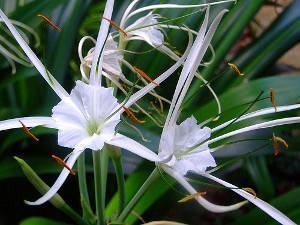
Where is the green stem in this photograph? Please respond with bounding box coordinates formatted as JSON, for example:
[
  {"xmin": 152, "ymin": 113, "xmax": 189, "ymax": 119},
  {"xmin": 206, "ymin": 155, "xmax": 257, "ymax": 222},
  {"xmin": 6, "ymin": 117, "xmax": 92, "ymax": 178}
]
[
  {"xmin": 93, "ymin": 151, "xmax": 105, "ymax": 225},
  {"xmin": 101, "ymin": 148, "xmax": 109, "ymax": 206},
  {"xmin": 108, "ymin": 146, "xmax": 125, "ymax": 214},
  {"xmin": 77, "ymin": 153, "xmax": 91, "ymax": 220},
  {"xmin": 117, "ymin": 168, "xmax": 159, "ymax": 222}
]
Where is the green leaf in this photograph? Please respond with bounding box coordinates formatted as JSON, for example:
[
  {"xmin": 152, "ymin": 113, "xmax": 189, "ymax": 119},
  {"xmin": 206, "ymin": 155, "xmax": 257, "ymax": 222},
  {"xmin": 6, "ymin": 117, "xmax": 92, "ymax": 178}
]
[
  {"xmin": 244, "ymin": 157, "xmax": 275, "ymax": 200},
  {"xmin": 19, "ymin": 217, "xmax": 68, "ymax": 225},
  {"xmin": 192, "ymin": 75, "xmax": 300, "ymax": 125}
]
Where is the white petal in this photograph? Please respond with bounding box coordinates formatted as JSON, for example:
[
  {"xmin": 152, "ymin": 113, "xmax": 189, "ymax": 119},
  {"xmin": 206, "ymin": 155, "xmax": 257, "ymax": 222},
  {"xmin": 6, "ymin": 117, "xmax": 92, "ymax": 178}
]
[
  {"xmin": 208, "ymin": 117, "xmax": 300, "ymax": 145},
  {"xmin": 169, "ymin": 9, "xmax": 228, "ymax": 127},
  {"xmin": 102, "ymin": 35, "xmax": 123, "ymax": 76},
  {"xmin": 174, "ymin": 116, "xmax": 211, "ymax": 152},
  {"xmin": 89, "ymin": 0, "xmax": 115, "ymax": 85},
  {"xmin": 175, "ymin": 150, "xmax": 216, "ymax": 175},
  {"xmin": 106, "ymin": 134, "xmax": 160, "ymax": 161},
  {"xmin": 0, "ymin": 117, "xmax": 56, "ymax": 131},
  {"xmin": 0, "ymin": 10, "xmax": 68, "ymax": 99},
  {"xmin": 212, "ymin": 104, "xmax": 300, "ymax": 133},
  {"xmin": 76, "ymin": 81, "xmax": 119, "ymax": 121},
  {"xmin": 164, "ymin": 167, "xmax": 248, "ymax": 213},
  {"xmin": 126, "ymin": 12, "xmax": 164, "ymax": 46},
  {"xmin": 75, "ymin": 134, "xmax": 105, "ymax": 151},
  {"xmin": 120, "ymin": 0, "xmax": 140, "ymax": 28},
  {"xmin": 203, "ymin": 173, "xmax": 297, "ymax": 225},
  {"xmin": 25, "ymin": 149, "xmax": 82, "ymax": 205},
  {"xmin": 126, "ymin": 1, "xmax": 234, "ymax": 20}
]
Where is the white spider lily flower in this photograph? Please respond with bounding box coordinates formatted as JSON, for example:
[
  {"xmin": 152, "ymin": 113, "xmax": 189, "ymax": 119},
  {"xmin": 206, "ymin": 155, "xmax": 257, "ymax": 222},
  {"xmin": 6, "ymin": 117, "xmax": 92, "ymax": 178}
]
[
  {"xmin": 123, "ymin": 12, "xmax": 164, "ymax": 47},
  {"xmin": 0, "ymin": 0, "xmax": 194, "ymax": 206},
  {"xmin": 155, "ymin": 7, "xmax": 299, "ymax": 225},
  {"xmin": 119, "ymin": 0, "xmax": 237, "ymax": 47},
  {"xmin": 78, "ymin": 34, "xmax": 123, "ymax": 81}
]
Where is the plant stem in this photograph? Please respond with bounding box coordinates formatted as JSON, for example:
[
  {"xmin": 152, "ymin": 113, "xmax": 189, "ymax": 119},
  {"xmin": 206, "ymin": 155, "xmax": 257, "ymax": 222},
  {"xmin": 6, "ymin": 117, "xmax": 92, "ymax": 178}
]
[
  {"xmin": 78, "ymin": 152, "xmax": 91, "ymax": 220},
  {"xmin": 101, "ymin": 148, "xmax": 109, "ymax": 205},
  {"xmin": 93, "ymin": 150, "xmax": 105, "ymax": 225},
  {"xmin": 117, "ymin": 168, "xmax": 159, "ymax": 222},
  {"xmin": 109, "ymin": 146, "xmax": 125, "ymax": 214}
]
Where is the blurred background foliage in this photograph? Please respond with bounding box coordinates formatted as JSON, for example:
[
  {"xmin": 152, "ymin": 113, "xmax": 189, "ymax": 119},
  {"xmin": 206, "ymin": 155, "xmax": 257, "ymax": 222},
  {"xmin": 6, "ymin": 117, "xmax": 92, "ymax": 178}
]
[{"xmin": 0, "ymin": 0, "xmax": 300, "ymax": 224}]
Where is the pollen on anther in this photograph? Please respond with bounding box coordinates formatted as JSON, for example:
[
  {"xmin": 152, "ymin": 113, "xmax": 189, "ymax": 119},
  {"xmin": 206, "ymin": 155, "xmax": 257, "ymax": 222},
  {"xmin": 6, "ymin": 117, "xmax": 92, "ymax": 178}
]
[
  {"xmin": 228, "ymin": 62, "xmax": 244, "ymax": 76},
  {"xmin": 272, "ymin": 133, "xmax": 288, "ymax": 156},
  {"xmin": 242, "ymin": 187, "xmax": 257, "ymax": 199},
  {"xmin": 51, "ymin": 154, "xmax": 76, "ymax": 175},
  {"xmin": 19, "ymin": 120, "xmax": 39, "ymax": 142},
  {"xmin": 178, "ymin": 192, "xmax": 207, "ymax": 203},
  {"xmin": 103, "ymin": 17, "xmax": 127, "ymax": 36},
  {"xmin": 133, "ymin": 66, "xmax": 159, "ymax": 86},
  {"xmin": 37, "ymin": 14, "xmax": 61, "ymax": 32},
  {"xmin": 123, "ymin": 107, "xmax": 146, "ymax": 124}
]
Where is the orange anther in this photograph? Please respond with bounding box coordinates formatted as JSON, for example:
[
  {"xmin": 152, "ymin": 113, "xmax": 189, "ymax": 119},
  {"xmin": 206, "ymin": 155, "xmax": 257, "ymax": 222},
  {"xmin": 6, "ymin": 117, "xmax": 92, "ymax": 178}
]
[
  {"xmin": 178, "ymin": 192, "xmax": 207, "ymax": 203},
  {"xmin": 270, "ymin": 88, "xmax": 277, "ymax": 112},
  {"xmin": 37, "ymin": 14, "xmax": 61, "ymax": 32},
  {"xmin": 51, "ymin": 154, "xmax": 76, "ymax": 175},
  {"xmin": 133, "ymin": 66, "xmax": 159, "ymax": 86},
  {"xmin": 228, "ymin": 62, "xmax": 244, "ymax": 76},
  {"xmin": 103, "ymin": 17, "xmax": 127, "ymax": 36},
  {"xmin": 19, "ymin": 120, "xmax": 39, "ymax": 142},
  {"xmin": 242, "ymin": 187, "xmax": 257, "ymax": 199},
  {"xmin": 272, "ymin": 133, "xmax": 288, "ymax": 156},
  {"xmin": 123, "ymin": 107, "xmax": 145, "ymax": 124}
]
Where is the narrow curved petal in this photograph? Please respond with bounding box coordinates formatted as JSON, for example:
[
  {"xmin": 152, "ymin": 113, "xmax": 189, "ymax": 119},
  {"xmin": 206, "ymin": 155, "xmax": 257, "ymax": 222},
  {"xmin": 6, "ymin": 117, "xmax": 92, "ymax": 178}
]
[
  {"xmin": 0, "ymin": 10, "xmax": 68, "ymax": 100},
  {"xmin": 208, "ymin": 117, "xmax": 300, "ymax": 145},
  {"xmin": 89, "ymin": 0, "xmax": 115, "ymax": 85},
  {"xmin": 164, "ymin": 167, "xmax": 248, "ymax": 213},
  {"xmin": 203, "ymin": 173, "xmax": 297, "ymax": 225},
  {"xmin": 169, "ymin": 9, "xmax": 228, "ymax": 127},
  {"xmin": 120, "ymin": 0, "xmax": 140, "ymax": 28},
  {"xmin": 25, "ymin": 149, "xmax": 82, "ymax": 205},
  {"xmin": 0, "ymin": 117, "xmax": 56, "ymax": 131},
  {"xmin": 124, "ymin": 31, "xmax": 193, "ymax": 109},
  {"xmin": 212, "ymin": 104, "xmax": 300, "ymax": 133},
  {"xmin": 126, "ymin": 0, "xmax": 234, "ymax": 20},
  {"xmin": 106, "ymin": 133, "xmax": 160, "ymax": 161},
  {"xmin": 164, "ymin": 8, "xmax": 209, "ymax": 130}
]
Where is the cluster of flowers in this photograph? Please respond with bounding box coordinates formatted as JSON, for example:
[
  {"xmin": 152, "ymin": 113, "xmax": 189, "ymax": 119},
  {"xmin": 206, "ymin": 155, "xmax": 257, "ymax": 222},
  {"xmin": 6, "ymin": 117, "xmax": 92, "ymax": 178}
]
[{"xmin": 0, "ymin": 1, "xmax": 299, "ymax": 224}]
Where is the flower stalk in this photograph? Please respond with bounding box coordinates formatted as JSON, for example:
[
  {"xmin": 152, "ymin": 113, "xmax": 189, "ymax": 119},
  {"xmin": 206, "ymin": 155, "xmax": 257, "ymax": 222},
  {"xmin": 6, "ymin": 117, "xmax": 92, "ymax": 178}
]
[
  {"xmin": 77, "ymin": 153, "xmax": 91, "ymax": 220},
  {"xmin": 93, "ymin": 151, "xmax": 106, "ymax": 225},
  {"xmin": 117, "ymin": 168, "xmax": 160, "ymax": 223},
  {"xmin": 108, "ymin": 145, "xmax": 126, "ymax": 214}
]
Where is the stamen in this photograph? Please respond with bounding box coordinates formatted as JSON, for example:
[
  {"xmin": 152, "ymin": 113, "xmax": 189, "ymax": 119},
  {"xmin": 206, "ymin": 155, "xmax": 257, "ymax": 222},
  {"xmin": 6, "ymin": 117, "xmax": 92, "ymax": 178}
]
[
  {"xmin": 178, "ymin": 192, "xmax": 207, "ymax": 203},
  {"xmin": 123, "ymin": 107, "xmax": 146, "ymax": 124},
  {"xmin": 270, "ymin": 88, "xmax": 277, "ymax": 112},
  {"xmin": 242, "ymin": 187, "xmax": 257, "ymax": 199},
  {"xmin": 133, "ymin": 66, "xmax": 159, "ymax": 86},
  {"xmin": 228, "ymin": 62, "xmax": 244, "ymax": 76},
  {"xmin": 103, "ymin": 17, "xmax": 127, "ymax": 36},
  {"xmin": 272, "ymin": 133, "xmax": 288, "ymax": 156},
  {"xmin": 19, "ymin": 120, "xmax": 39, "ymax": 142},
  {"xmin": 37, "ymin": 14, "xmax": 61, "ymax": 32},
  {"xmin": 51, "ymin": 154, "xmax": 76, "ymax": 175}
]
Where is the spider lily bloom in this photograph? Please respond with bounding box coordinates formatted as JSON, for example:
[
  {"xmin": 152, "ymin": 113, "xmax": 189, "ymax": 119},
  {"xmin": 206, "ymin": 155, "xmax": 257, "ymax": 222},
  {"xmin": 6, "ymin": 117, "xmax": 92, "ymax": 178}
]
[
  {"xmin": 0, "ymin": 0, "xmax": 193, "ymax": 205},
  {"xmin": 156, "ymin": 7, "xmax": 299, "ymax": 225},
  {"xmin": 78, "ymin": 34, "xmax": 123, "ymax": 81},
  {"xmin": 0, "ymin": 17, "xmax": 40, "ymax": 73}
]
